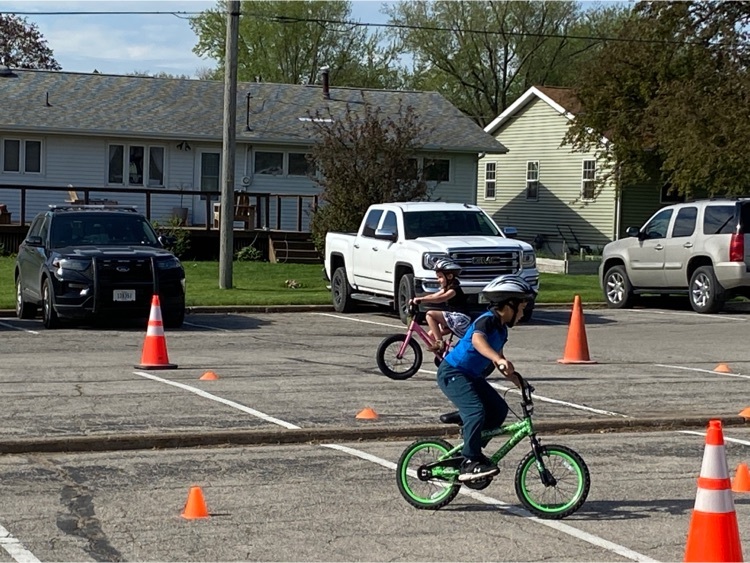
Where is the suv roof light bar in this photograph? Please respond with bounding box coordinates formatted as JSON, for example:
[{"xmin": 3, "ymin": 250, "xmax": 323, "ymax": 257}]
[{"xmin": 48, "ymin": 204, "xmax": 139, "ymax": 212}]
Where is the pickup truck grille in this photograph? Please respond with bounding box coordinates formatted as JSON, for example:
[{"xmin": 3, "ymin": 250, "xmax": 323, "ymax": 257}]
[{"xmin": 448, "ymin": 249, "xmax": 520, "ymax": 281}]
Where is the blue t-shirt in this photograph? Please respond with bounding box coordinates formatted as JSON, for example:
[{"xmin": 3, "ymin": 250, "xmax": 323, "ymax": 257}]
[{"xmin": 444, "ymin": 311, "xmax": 508, "ymax": 378}]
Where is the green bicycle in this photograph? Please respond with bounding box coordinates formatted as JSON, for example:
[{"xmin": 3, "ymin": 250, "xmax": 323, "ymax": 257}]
[{"xmin": 396, "ymin": 373, "xmax": 590, "ymax": 519}]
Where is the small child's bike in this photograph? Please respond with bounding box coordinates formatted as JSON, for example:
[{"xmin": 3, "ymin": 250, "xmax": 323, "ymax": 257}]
[
  {"xmin": 376, "ymin": 302, "xmax": 454, "ymax": 380},
  {"xmin": 395, "ymin": 372, "xmax": 590, "ymax": 519}
]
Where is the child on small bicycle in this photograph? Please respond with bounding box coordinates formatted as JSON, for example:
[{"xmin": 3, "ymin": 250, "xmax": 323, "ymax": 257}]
[
  {"xmin": 410, "ymin": 259, "xmax": 471, "ymax": 353},
  {"xmin": 436, "ymin": 274, "xmax": 536, "ymax": 482}
]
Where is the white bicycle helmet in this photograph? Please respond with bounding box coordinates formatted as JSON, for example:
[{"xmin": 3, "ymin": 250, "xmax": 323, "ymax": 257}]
[
  {"xmin": 433, "ymin": 258, "xmax": 462, "ymax": 275},
  {"xmin": 481, "ymin": 274, "xmax": 537, "ymax": 305}
]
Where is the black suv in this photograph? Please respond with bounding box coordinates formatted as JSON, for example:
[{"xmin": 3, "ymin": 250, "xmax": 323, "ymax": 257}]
[{"xmin": 15, "ymin": 205, "xmax": 186, "ymax": 329}]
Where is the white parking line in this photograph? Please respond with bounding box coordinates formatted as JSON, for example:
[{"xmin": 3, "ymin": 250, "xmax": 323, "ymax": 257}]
[
  {"xmin": 0, "ymin": 524, "xmax": 41, "ymax": 563},
  {"xmin": 137, "ymin": 370, "xmax": 654, "ymax": 562},
  {"xmin": 678, "ymin": 430, "xmax": 750, "ymax": 447},
  {"xmin": 655, "ymin": 364, "xmax": 750, "ymax": 380},
  {"xmin": 183, "ymin": 321, "xmax": 232, "ymax": 332},
  {"xmin": 0, "ymin": 321, "xmax": 39, "ymax": 335},
  {"xmin": 312, "ymin": 312, "xmax": 404, "ymax": 329},
  {"xmin": 626, "ymin": 309, "xmax": 747, "ymax": 322}
]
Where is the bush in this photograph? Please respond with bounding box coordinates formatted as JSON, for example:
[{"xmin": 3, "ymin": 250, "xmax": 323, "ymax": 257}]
[
  {"xmin": 235, "ymin": 245, "xmax": 263, "ymax": 262},
  {"xmin": 151, "ymin": 216, "xmax": 191, "ymax": 259}
]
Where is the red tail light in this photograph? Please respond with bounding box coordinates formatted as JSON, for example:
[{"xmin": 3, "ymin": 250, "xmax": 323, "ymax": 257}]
[{"xmin": 729, "ymin": 232, "xmax": 744, "ymax": 262}]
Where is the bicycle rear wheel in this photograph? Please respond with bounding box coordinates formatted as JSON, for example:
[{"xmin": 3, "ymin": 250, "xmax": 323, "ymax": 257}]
[
  {"xmin": 396, "ymin": 438, "xmax": 460, "ymax": 510},
  {"xmin": 514, "ymin": 444, "xmax": 590, "ymax": 519},
  {"xmin": 376, "ymin": 334, "xmax": 423, "ymax": 380}
]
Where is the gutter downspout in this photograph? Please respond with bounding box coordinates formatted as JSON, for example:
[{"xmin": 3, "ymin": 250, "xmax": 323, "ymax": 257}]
[{"xmin": 613, "ymin": 166, "xmax": 622, "ymax": 240}]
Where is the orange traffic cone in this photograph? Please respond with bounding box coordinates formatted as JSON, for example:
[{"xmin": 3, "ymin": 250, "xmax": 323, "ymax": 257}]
[
  {"xmin": 739, "ymin": 407, "xmax": 750, "ymax": 420},
  {"xmin": 732, "ymin": 463, "xmax": 750, "ymax": 493},
  {"xmin": 714, "ymin": 363, "xmax": 733, "ymax": 373},
  {"xmin": 684, "ymin": 419, "xmax": 743, "ymax": 562},
  {"xmin": 356, "ymin": 407, "xmax": 379, "ymax": 420},
  {"xmin": 181, "ymin": 486, "xmax": 210, "ymax": 519},
  {"xmin": 199, "ymin": 371, "xmax": 219, "ymax": 380},
  {"xmin": 557, "ymin": 295, "xmax": 596, "ymax": 364},
  {"xmin": 135, "ymin": 295, "xmax": 177, "ymax": 369}
]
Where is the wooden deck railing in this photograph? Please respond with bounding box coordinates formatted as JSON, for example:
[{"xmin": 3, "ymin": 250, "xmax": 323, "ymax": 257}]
[{"xmin": 0, "ymin": 184, "xmax": 318, "ymax": 232}]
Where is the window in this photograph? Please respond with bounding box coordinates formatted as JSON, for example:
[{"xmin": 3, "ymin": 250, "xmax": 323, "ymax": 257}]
[
  {"xmin": 526, "ymin": 161, "xmax": 539, "ymax": 200},
  {"xmin": 424, "ymin": 158, "xmax": 450, "ymax": 182},
  {"xmin": 403, "ymin": 211, "xmax": 500, "ymax": 239},
  {"xmin": 255, "ymin": 151, "xmax": 283, "ymax": 175},
  {"xmin": 484, "ymin": 162, "xmax": 496, "ymax": 199},
  {"xmin": 703, "ymin": 205, "xmax": 736, "ymax": 235},
  {"xmin": 3, "ymin": 139, "xmax": 42, "ymax": 174},
  {"xmin": 661, "ymin": 183, "xmax": 685, "ymax": 204},
  {"xmin": 200, "ymin": 152, "xmax": 220, "ymax": 192},
  {"xmin": 288, "ymin": 153, "xmax": 311, "ymax": 176},
  {"xmin": 671, "ymin": 207, "xmax": 697, "ymax": 238},
  {"xmin": 108, "ymin": 143, "xmax": 164, "ymax": 186},
  {"xmin": 581, "ymin": 160, "xmax": 596, "ymax": 200},
  {"xmin": 362, "ymin": 209, "xmax": 383, "ymax": 238},
  {"xmin": 643, "ymin": 208, "xmax": 673, "ymax": 239}
]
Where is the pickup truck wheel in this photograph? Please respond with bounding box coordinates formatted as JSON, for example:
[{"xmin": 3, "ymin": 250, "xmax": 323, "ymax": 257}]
[
  {"xmin": 604, "ymin": 266, "xmax": 635, "ymax": 309},
  {"xmin": 689, "ymin": 266, "xmax": 725, "ymax": 314},
  {"xmin": 164, "ymin": 305, "xmax": 185, "ymax": 329},
  {"xmin": 397, "ymin": 273, "xmax": 415, "ymax": 325},
  {"xmin": 42, "ymin": 278, "xmax": 61, "ymax": 329},
  {"xmin": 16, "ymin": 276, "xmax": 37, "ymax": 319},
  {"xmin": 520, "ymin": 301, "xmax": 534, "ymax": 323},
  {"xmin": 332, "ymin": 267, "xmax": 355, "ymax": 313}
]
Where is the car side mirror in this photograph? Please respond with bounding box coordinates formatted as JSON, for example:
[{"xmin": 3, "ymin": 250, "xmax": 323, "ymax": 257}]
[
  {"xmin": 503, "ymin": 227, "xmax": 518, "ymax": 239},
  {"xmin": 374, "ymin": 229, "xmax": 397, "ymax": 242},
  {"xmin": 625, "ymin": 226, "xmax": 641, "ymax": 238},
  {"xmin": 158, "ymin": 235, "xmax": 176, "ymax": 248},
  {"xmin": 25, "ymin": 235, "xmax": 43, "ymax": 247}
]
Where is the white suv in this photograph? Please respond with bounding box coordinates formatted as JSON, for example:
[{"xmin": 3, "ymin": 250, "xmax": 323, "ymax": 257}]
[{"xmin": 600, "ymin": 198, "xmax": 750, "ymax": 313}]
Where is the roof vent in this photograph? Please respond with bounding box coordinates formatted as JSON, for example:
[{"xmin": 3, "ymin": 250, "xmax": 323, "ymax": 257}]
[{"xmin": 321, "ymin": 66, "xmax": 330, "ymax": 100}]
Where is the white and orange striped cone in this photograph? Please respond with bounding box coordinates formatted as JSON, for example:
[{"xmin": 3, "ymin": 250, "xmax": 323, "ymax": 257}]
[
  {"xmin": 684, "ymin": 419, "xmax": 743, "ymax": 562},
  {"xmin": 135, "ymin": 295, "xmax": 177, "ymax": 370}
]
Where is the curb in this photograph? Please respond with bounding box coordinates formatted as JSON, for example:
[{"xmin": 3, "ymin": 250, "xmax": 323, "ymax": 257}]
[{"xmin": 1, "ymin": 415, "xmax": 745, "ymax": 455}]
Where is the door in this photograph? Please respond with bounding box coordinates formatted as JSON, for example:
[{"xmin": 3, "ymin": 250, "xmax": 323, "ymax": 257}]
[
  {"xmin": 351, "ymin": 208, "xmax": 383, "ymax": 290},
  {"xmin": 193, "ymin": 150, "xmax": 221, "ymax": 226},
  {"xmin": 18, "ymin": 215, "xmax": 48, "ymax": 301},
  {"xmin": 663, "ymin": 206, "xmax": 698, "ymax": 287},
  {"xmin": 369, "ymin": 210, "xmax": 400, "ymax": 293},
  {"xmin": 628, "ymin": 208, "xmax": 673, "ymax": 287}
]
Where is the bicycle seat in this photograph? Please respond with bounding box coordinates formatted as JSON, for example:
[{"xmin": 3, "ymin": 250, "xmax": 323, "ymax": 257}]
[{"xmin": 439, "ymin": 411, "xmax": 463, "ymax": 426}]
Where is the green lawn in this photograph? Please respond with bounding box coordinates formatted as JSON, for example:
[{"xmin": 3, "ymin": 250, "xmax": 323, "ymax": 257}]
[{"xmin": 0, "ymin": 256, "xmax": 602, "ymax": 309}]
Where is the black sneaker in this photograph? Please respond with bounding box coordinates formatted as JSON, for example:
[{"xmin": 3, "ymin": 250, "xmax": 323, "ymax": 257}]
[{"xmin": 458, "ymin": 456, "xmax": 499, "ymax": 482}]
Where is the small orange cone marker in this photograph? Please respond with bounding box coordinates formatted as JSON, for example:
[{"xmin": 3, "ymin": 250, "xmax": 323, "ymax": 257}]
[
  {"xmin": 739, "ymin": 407, "xmax": 750, "ymax": 419},
  {"xmin": 355, "ymin": 407, "xmax": 379, "ymax": 420},
  {"xmin": 684, "ymin": 419, "xmax": 743, "ymax": 562},
  {"xmin": 558, "ymin": 295, "xmax": 596, "ymax": 364},
  {"xmin": 135, "ymin": 295, "xmax": 177, "ymax": 369},
  {"xmin": 714, "ymin": 363, "xmax": 733, "ymax": 373},
  {"xmin": 732, "ymin": 463, "xmax": 750, "ymax": 493},
  {"xmin": 199, "ymin": 371, "xmax": 219, "ymax": 380},
  {"xmin": 181, "ymin": 486, "xmax": 210, "ymax": 519}
]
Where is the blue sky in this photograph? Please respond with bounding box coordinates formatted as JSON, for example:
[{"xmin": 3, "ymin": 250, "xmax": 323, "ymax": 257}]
[{"xmin": 0, "ymin": 0, "xmax": 395, "ymax": 77}]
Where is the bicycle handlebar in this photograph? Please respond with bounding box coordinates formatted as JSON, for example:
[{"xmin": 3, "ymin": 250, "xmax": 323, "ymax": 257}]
[{"xmin": 496, "ymin": 365, "xmax": 534, "ymax": 405}]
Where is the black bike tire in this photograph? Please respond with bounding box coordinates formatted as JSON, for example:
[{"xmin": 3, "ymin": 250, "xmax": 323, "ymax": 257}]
[
  {"xmin": 514, "ymin": 444, "xmax": 590, "ymax": 519},
  {"xmin": 376, "ymin": 334, "xmax": 423, "ymax": 380},
  {"xmin": 396, "ymin": 438, "xmax": 461, "ymax": 510}
]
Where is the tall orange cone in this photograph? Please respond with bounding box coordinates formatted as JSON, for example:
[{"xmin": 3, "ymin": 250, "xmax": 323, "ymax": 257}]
[
  {"xmin": 181, "ymin": 486, "xmax": 210, "ymax": 519},
  {"xmin": 732, "ymin": 463, "xmax": 750, "ymax": 493},
  {"xmin": 684, "ymin": 419, "xmax": 743, "ymax": 562},
  {"xmin": 135, "ymin": 295, "xmax": 177, "ymax": 369},
  {"xmin": 557, "ymin": 295, "xmax": 596, "ymax": 364}
]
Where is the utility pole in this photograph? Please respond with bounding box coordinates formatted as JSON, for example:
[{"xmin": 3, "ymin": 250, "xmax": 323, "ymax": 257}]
[{"xmin": 219, "ymin": 0, "xmax": 240, "ymax": 289}]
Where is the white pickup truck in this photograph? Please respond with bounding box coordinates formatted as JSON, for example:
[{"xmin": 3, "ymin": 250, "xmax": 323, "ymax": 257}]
[{"xmin": 324, "ymin": 202, "xmax": 539, "ymax": 324}]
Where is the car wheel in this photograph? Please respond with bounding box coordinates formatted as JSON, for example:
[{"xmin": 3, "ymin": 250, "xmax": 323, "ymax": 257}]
[
  {"xmin": 604, "ymin": 265, "xmax": 635, "ymax": 309},
  {"xmin": 15, "ymin": 276, "xmax": 37, "ymax": 319},
  {"xmin": 398, "ymin": 273, "xmax": 415, "ymax": 325},
  {"xmin": 520, "ymin": 300, "xmax": 534, "ymax": 323},
  {"xmin": 689, "ymin": 265, "xmax": 725, "ymax": 314},
  {"xmin": 164, "ymin": 306, "xmax": 185, "ymax": 329},
  {"xmin": 42, "ymin": 278, "xmax": 60, "ymax": 329},
  {"xmin": 331, "ymin": 267, "xmax": 355, "ymax": 313}
]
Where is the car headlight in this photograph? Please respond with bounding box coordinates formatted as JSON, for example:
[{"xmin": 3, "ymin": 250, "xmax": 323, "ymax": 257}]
[
  {"xmin": 53, "ymin": 258, "xmax": 90, "ymax": 271},
  {"xmin": 522, "ymin": 250, "xmax": 536, "ymax": 268},
  {"xmin": 422, "ymin": 252, "xmax": 449, "ymax": 270},
  {"xmin": 156, "ymin": 257, "xmax": 182, "ymax": 270}
]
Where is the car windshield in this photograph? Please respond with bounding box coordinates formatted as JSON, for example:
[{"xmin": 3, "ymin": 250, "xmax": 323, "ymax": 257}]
[
  {"xmin": 50, "ymin": 214, "xmax": 160, "ymax": 248},
  {"xmin": 403, "ymin": 211, "xmax": 501, "ymax": 239}
]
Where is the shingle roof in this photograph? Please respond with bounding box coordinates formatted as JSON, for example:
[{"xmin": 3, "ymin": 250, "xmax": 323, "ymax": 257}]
[
  {"xmin": 534, "ymin": 86, "xmax": 582, "ymax": 115},
  {"xmin": 0, "ymin": 69, "xmax": 507, "ymax": 154}
]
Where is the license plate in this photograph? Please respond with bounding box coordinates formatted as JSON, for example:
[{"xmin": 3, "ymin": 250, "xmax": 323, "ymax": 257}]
[{"xmin": 113, "ymin": 289, "xmax": 136, "ymax": 302}]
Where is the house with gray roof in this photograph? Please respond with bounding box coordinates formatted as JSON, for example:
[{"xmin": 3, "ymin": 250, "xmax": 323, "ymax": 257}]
[{"xmin": 0, "ymin": 68, "xmax": 507, "ymax": 233}]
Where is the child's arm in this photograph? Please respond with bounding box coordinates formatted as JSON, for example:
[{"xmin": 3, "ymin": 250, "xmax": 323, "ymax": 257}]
[
  {"xmin": 414, "ymin": 288, "xmax": 455, "ymax": 304},
  {"xmin": 471, "ymin": 332, "xmax": 522, "ymax": 388}
]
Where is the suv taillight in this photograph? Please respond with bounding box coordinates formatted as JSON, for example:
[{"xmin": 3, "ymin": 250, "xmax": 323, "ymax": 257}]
[{"xmin": 729, "ymin": 232, "xmax": 744, "ymax": 262}]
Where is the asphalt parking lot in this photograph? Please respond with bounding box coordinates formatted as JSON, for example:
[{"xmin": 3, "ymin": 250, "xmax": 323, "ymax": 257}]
[{"xmin": 1, "ymin": 302, "xmax": 750, "ymax": 561}]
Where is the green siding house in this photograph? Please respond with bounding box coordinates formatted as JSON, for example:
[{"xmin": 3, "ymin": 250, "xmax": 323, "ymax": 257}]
[{"xmin": 478, "ymin": 86, "xmax": 668, "ymax": 255}]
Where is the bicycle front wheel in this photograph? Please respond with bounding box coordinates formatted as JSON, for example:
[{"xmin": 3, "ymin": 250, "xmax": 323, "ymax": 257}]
[
  {"xmin": 376, "ymin": 334, "xmax": 423, "ymax": 380},
  {"xmin": 396, "ymin": 438, "xmax": 460, "ymax": 510},
  {"xmin": 514, "ymin": 444, "xmax": 590, "ymax": 519}
]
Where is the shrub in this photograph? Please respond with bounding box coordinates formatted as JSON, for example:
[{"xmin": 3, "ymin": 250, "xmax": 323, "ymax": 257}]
[
  {"xmin": 151, "ymin": 216, "xmax": 191, "ymax": 259},
  {"xmin": 235, "ymin": 245, "xmax": 263, "ymax": 262}
]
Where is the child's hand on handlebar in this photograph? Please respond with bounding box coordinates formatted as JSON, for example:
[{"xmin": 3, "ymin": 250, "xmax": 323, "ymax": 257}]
[{"xmin": 495, "ymin": 359, "xmax": 523, "ymax": 389}]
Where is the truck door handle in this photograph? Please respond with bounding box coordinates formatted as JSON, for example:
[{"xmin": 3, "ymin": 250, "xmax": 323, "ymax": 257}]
[
  {"xmin": 683, "ymin": 242, "xmax": 693, "ymax": 248},
  {"xmin": 353, "ymin": 244, "xmax": 360, "ymax": 249},
  {"xmin": 654, "ymin": 244, "xmax": 664, "ymax": 250},
  {"xmin": 372, "ymin": 247, "xmax": 379, "ymax": 251}
]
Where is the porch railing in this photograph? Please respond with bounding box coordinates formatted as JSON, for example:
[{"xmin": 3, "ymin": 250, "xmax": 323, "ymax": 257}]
[{"xmin": 0, "ymin": 184, "xmax": 318, "ymax": 232}]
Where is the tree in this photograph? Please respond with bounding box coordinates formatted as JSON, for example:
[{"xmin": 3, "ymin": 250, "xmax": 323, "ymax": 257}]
[
  {"xmin": 306, "ymin": 102, "xmax": 431, "ymax": 254},
  {"xmin": 388, "ymin": 1, "xmax": 630, "ymax": 126},
  {"xmin": 190, "ymin": 0, "xmax": 405, "ymax": 88},
  {"xmin": 565, "ymin": 1, "xmax": 750, "ymax": 198},
  {"xmin": 0, "ymin": 14, "xmax": 60, "ymax": 70}
]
